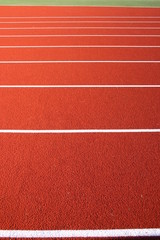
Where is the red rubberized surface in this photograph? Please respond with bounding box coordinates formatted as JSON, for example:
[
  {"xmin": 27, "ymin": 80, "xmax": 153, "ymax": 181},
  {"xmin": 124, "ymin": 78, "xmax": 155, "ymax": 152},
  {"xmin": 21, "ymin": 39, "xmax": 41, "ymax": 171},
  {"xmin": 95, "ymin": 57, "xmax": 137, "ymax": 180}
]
[
  {"xmin": 0, "ymin": 36, "xmax": 159, "ymax": 46},
  {"xmin": 0, "ymin": 133, "xmax": 160, "ymax": 230},
  {"xmin": 0, "ymin": 6, "xmax": 160, "ymax": 239},
  {"xmin": 0, "ymin": 47, "xmax": 159, "ymax": 60},
  {"xmin": 0, "ymin": 29, "xmax": 160, "ymax": 35},
  {"xmin": 0, "ymin": 6, "xmax": 159, "ymax": 17},
  {"xmin": 0, "ymin": 88, "xmax": 160, "ymax": 129},
  {"xmin": 0, "ymin": 23, "xmax": 160, "ymax": 28},
  {"xmin": 0, "ymin": 63, "xmax": 159, "ymax": 85}
]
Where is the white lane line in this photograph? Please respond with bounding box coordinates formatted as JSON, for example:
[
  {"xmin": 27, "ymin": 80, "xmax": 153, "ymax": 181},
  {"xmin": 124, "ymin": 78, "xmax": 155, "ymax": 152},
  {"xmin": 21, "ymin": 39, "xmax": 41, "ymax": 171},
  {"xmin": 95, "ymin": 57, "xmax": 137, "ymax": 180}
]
[
  {"xmin": 1, "ymin": 27, "xmax": 160, "ymax": 29},
  {"xmin": 0, "ymin": 16, "xmax": 160, "ymax": 19},
  {"xmin": 0, "ymin": 45, "xmax": 160, "ymax": 48},
  {"xmin": 0, "ymin": 85, "xmax": 160, "ymax": 88},
  {"xmin": 0, "ymin": 21, "xmax": 160, "ymax": 23},
  {"xmin": 0, "ymin": 129, "xmax": 160, "ymax": 134},
  {"xmin": 0, "ymin": 229, "xmax": 160, "ymax": 238},
  {"xmin": 0, "ymin": 61, "xmax": 159, "ymax": 64},
  {"xmin": 0, "ymin": 34, "xmax": 159, "ymax": 37}
]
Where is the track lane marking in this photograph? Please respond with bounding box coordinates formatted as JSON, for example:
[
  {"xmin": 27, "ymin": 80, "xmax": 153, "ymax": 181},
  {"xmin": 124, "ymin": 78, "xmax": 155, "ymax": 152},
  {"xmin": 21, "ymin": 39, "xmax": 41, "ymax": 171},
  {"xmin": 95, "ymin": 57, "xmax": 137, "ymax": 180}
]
[
  {"xmin": 1, "ymin": 21, "xmax": 160, "ymax": 23},
  {"xmin": 0, "ymin": 16, "xmax": 160, "ymax": 19},
  {"xmin": 0, "ymin": 34, "xmax": 159, "ymax": 37},
  {"xmin": 0, "ymin": 45, "xmax": 160, "ymax": 48},
  {"xmin": 0, "ymin": 229, "xmax": 160, "ymax": 238},
  {"xmin": 1, "ymin": 27, "xmax": 160, "ymax": 29},
  {"xmin": 0, "ymin": 85, "xmax": 160, "ymax": 88},
  {"xmin": 0, "ymin": 129, "xmax": 160, "ymax": 133},
  {"xmin": 0, "ymin": 61, "xmax": 159, "ymax": 63}
]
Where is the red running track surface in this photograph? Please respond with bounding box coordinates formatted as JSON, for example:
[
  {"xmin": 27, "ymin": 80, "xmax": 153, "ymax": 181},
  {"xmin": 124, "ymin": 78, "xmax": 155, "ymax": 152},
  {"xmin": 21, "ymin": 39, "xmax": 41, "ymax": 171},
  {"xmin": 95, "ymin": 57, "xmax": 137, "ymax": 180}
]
[
  {"xmin": 0, "ymin": 23, "xmax": 160, "ymax": 28},
  {"xmin": 0, "ymin": 88, "xmax": 160, "ymax": 129},
  {"xmin": 0, "ymin": 6, "xmax": 159, "ymax": 17},
  {"xmin": 0, "ymin": 47, "xmax": 159, "ymax": 60},
  {"xmin": 0, "ymin": 29, "xmax": 160, "ymax": 35},
  {"xmin": 0, "ymin": 36, "xmax": 159, "ymax": 46},
  {"xmin": 0, "ymin": 63, "xmax": 159, "ymax": 85},
  {"xmin": 0, "ymin": 133, "xmax": 160, "ymax": 230},
  {"xmin": 0, "ymin": 5, "xmax": 160, "ymax": 240}
]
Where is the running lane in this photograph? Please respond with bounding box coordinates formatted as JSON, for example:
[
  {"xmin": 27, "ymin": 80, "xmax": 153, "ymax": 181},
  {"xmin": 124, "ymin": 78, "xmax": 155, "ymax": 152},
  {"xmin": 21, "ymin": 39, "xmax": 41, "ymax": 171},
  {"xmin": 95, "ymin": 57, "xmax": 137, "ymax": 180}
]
[
  {"xmin": 0, "ymin": 133, "xmax": 160, "ymax": 230},
  {"xmin": 0, "ymin": 47, "xmax": 159, "ymax": 60},
  {"xmin": 0, "ymin": 6, "xmax": 159, "ymax": 17},
  {"xmin": 0, "ymin": 63, "xmax": 159, "ymax": 85},
  {"xmin": 0, "ymin": 36, "xmax": 159, "ymax": 46},
  {"xmin": 0, "ymin": 29, "xmax": 160, "ymax": 35},
  {"xmin": 0, "ymin": 22, "xmax": 160, "ymax": 28},
  {"xmin": 0, "ymin": 88, "xmax": 159, "ymax": 129}
]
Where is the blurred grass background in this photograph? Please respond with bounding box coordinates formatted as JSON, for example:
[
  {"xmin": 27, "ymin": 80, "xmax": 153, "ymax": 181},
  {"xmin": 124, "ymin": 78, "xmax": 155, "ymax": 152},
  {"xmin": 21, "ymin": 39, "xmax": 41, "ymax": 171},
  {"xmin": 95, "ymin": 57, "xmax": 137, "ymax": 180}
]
[{"xmin": 0, "ymin": 0, "xmax": 159, "ymax": 6}]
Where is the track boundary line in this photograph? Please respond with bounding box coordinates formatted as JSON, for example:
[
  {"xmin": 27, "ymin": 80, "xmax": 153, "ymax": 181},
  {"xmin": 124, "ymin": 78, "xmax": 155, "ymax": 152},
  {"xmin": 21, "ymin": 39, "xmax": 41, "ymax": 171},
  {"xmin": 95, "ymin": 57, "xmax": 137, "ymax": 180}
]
[
  {"xmin": 0, "ymin": 16, "xmax": 160, "ymax": 19},
  {"xmin": 1, "ymin": 85, "xmax": 160, "ymax": 88},
  {"xmin": 0, "ymin": 129, "xmax": 160, "ymax": 134},
  {"xmin": 0, "ymin": 34, "xmax": 159, "ymax": 37},
  {"xmin": 1, "ymin": 27, "xmax": 160, "ymax": 29},
  {"xmin": 0, "ymin": 229, "xmax": 160, "ymax": 238},
  {"xmin": 0, "ymin": 60, "xmax": 159, "ymax": 64},
  {"xmin": 1, "ymin": 21, "xmax": 160, "ymax": 23},
  {"xmin": 0, "ymin": 45, "xmax": 160, "ymax": 48}
]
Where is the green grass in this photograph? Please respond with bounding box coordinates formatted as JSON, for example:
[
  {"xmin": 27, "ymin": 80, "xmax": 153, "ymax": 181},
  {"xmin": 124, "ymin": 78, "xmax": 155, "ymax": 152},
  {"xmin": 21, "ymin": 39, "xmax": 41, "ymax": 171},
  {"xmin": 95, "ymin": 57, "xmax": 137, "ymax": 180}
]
[{"xmin": 0, "ymin": 0, "xmax": 160, "ymax": 6}]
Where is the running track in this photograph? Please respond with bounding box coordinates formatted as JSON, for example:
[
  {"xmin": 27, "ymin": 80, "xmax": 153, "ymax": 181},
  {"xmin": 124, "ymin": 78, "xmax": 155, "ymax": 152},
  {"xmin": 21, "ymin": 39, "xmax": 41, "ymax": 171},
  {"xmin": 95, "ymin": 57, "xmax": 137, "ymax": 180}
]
[{"xmin": 0, "ymin": 6, "xmax": 160, "ymax": 239}]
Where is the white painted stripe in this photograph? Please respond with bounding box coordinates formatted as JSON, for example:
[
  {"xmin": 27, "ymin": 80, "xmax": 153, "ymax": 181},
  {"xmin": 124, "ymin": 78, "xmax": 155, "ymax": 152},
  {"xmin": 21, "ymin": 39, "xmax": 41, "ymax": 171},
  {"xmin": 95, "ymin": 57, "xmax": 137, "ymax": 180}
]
[
  {"xmin": 0, "ymin": 21, "xmax": 160, "ymax": 23},
  {"xmin": 0, "ymin": 16, "xmax": 160, "ymax": 19},
  {"xmin": 0, "ymin": 85, "xmax": 160, "ymax": 88},
  {"xmin": 1, "ymin": 129, "xmax": 160, "ymax": 134},
  {"xmin": 0, "ymin": 129, "xmax": 160, "ymax": 134},
  {"xmin": 0, "ymin": 45, "xmax": 160, "ymax": 48},
  {"xmin": 0, "ymin": 229, "xmax": 160, "ymax": 238},
  {"xmin": 0, "ymin": 61, "xmax": 159, "ymax": 64},
  {"xmin": 1, "ymin": 26, "xmax": 160, "ymax": 29},
  {"xmin": 0, "ymin": 34, "xmax": 159, "ymax": 37}
]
